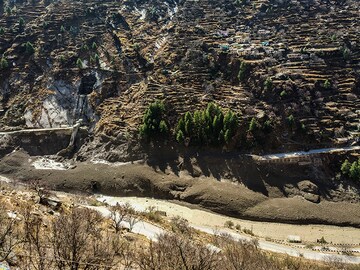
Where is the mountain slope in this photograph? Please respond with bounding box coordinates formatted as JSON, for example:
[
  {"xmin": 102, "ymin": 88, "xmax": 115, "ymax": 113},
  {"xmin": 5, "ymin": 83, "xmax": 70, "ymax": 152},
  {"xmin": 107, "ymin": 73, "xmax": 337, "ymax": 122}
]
[{"xmin": 0, "ymin": 0, "xmax": 359, "ymax": 148}]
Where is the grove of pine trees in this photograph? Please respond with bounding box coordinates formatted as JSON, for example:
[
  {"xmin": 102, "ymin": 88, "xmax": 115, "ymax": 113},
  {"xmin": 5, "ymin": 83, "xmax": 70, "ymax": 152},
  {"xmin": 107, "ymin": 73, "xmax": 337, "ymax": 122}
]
[{"xmin": 175, "ymin": 102, "xmax": 238, "ymax": 146}]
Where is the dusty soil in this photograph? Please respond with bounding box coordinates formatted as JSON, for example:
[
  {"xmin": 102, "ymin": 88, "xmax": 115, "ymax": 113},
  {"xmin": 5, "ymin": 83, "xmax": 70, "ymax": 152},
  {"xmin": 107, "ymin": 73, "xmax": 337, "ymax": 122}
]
[{"xmin": 1, "ymin": 150, "xmax": 360, "ymax": 228}]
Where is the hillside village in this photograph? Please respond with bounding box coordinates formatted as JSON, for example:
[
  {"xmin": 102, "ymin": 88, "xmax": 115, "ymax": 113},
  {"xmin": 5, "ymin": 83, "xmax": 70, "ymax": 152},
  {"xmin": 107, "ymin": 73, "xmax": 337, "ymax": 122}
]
[
  {"xmin": 0, "ymin": 0, "xmax": 358, "ymax": 145},
  {"xmin": 0, "ymin": 0, "xmax": 359, "ymax": 268}
]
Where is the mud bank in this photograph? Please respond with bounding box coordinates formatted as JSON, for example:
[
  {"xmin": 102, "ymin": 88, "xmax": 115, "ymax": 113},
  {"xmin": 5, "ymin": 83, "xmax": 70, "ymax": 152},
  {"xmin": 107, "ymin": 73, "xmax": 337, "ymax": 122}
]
[{"xmin": 1, "ymin": 150, "xmax": 360, "ymax": 228}]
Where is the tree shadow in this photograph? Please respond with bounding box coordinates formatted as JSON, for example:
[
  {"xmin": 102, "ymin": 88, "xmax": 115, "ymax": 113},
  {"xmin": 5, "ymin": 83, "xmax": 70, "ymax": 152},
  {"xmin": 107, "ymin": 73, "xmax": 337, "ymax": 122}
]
[{"xmin": 143, "ymin": 145, "xmax": 353, "ymax": 200}]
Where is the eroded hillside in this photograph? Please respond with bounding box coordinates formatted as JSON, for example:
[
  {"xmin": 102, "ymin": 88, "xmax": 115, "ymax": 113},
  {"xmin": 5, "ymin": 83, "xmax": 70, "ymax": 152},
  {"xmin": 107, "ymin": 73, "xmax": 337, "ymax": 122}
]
[{"xmin": 0, "ymin": 0, "xmax": 359, "ymax": 149}]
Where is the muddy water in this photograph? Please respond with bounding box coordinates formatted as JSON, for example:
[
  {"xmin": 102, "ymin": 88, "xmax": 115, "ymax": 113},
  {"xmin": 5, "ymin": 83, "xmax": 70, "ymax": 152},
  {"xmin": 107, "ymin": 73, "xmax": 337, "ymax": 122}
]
[{"xmin": 97, "ymin": 195, "xmax": 360, "ymax": 246}]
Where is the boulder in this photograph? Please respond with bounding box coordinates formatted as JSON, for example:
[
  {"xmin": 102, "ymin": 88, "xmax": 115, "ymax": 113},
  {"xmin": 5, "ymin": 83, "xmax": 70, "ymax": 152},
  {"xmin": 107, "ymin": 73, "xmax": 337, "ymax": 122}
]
[{"xmin": 297, "ymin": 180, "xmax": 319, "ymax": 194}]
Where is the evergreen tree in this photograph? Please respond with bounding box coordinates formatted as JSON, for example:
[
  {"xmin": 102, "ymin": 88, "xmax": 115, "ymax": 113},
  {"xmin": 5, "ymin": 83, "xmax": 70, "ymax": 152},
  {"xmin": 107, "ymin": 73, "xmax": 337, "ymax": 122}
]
[
  {"xmin": 18, "ymin": 17, "xmax": 25, "ymax": 32},
  {"xmin": 341, "ymin": 158, "xmax": 360, "ymax": 181},
  {"xmin": 323, "ymin": 79, "xmax": 331, "ymax": 89},
  {"xmin": 341, "ymin": 159, "xmax": 351, "ymax": 175},
  {"xmin": 223, "ymin": 111, "xmax": 238, "ymax": 144},
  {"xmin": 76, "ymin": 58, "xmax": 84, "ymax": 68},
  {"xmin": 248, "ymin": 117, "xmax": 259, "ymax": 132},
  {"xmin": 175, "ymin": 103, "xmax": 239, "ymax": 147},
  {"xmin": 0, "ymin": 57, "xmax": 8, "ymax": 69},
  {"xmin": 349, "ymin": 160, "xmax": 360, "ymax": 180},
  {"xmin": 184, "ymin": 112, "xmax": 193, "ymax": 136},
  {"xmin": 139, "ymin": 100, "xmax": 169, "ymax": 140},
  {"xmin": 238, "ymin": 61, "xmax": 248, "ymax": 82},
  {"xmin": 264, "ymin": 77, "xmax": 273, "ymax": 90},
  {"xmin": 176, "ymin": 130, "xmax": 185, "ymax": 143},
  {"xmin": 25, "ymin": 42, "xmax": 35, "ymax": 55},
  {"xmin": 287, "ymin": 114, "xmax": 295, "ymax": 129}
]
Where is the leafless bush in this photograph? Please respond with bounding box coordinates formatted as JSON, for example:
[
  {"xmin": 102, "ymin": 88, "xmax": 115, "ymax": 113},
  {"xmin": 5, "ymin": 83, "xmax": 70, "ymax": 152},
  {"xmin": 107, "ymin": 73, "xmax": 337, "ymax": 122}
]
[
  {"xmin": 137, "ymin": 233, "xmax": 219, "ymax": 270},
  {"xmin": 109, "ymin": 203, "xmax": 134, "ymax": 233},
  {"xmin": 210, "ymin": 234, "xmax": 277, "ymax": 270},
  {"xmin": 117, "ymin": 240, "xmax": 136, "ymax": 270},
  {"xmin": 0, "ymin": 205, "xmax": 22, "ymax": 264},
  {"xmin": 22, "ymin": 206, "xmax": 132, "ymax": 270},
  {"xmin": 224, "ymin": 220, "xmax": 234, "ymax": 229},
  {"xmin": 51, "ymin": 207, "xmax": 105, "ymax": 270},
  {"xmin": 22, "ymin": 205, "xmax": 52, "ymax": 270},
  {"xmin": 143, "ymin": 206, "xmax": 162, "ymax": 223},
  {"xmin": 127, "ymin": 214, "xmax": 139, "ymax": 232},
  {"xmin": 170, "ymin": 216, "xmax": 192, "ymax": 236},
  {"xmin": 83, "ymin": 232, "xmax": 122, "ymax": 270},
  {"xmin": 29, "ymin": 180, "xmax": 51, "ymax": 205}
]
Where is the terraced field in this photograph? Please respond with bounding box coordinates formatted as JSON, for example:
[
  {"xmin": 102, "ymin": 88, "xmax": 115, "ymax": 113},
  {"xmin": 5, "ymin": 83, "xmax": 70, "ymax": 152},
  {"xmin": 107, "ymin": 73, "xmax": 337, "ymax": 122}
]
[{"xmin": 0, "ymin": 0, "xmax": 359, "ymax": 147}]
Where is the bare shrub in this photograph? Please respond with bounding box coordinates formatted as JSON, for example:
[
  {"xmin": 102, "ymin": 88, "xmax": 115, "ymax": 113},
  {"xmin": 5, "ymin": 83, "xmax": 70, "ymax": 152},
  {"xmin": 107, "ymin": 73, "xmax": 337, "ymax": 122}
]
[
  {"xmin": 117, "ymin": 240, "xmax": 136, "ymax": 270},
  {"xmin": 137, "ymin": 233, "xmax": 219, "ymax": 270},
  {"xmin": 22, "ymin": 205, "xmax": 52, "ymax": 270},
  {"xmin": 51, "ymin": 207, "xmax": 104, "ymax": 270},
  {"xmin": 170, "ymin": 216, "xmax": 192, "ymax": 235},
  {"xmin": 0, "ymin": 205, "xmax": 22, "ymax": 263},
  {"xmin": 29, "ymin": 180, "xmax": 51, "ymax": 205},
  {"xmin": 224, "ymin": 220, "xmax": 234, "ymax": 229},
  {"xmin": 109, "ymin": 203, "xmax": 133, "ymax": 233},
  {"xmin": 83, "ymin": 232, "xmax": 122, "ymax": 270},
  {"xmin": 143, "ymin": 206, "xmax": 162, "ymax": 223},
  {"xmin": 213, "ymin": 234, "xmax": 275, "ymax": 270},
  {"xmin": 127, "ymin": 214, "xmax": 139, "ymax": 232}
]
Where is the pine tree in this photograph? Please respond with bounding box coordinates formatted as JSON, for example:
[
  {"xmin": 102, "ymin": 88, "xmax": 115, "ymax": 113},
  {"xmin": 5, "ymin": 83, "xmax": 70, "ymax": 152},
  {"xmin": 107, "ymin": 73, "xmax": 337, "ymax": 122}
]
[
  {"xmin": 139, "ymin": 100, "xmax": 168, "ymax": 140},
  {"xmin": 349, "ymin": 161, "xmax": 359, "ymax": 180},
  {"xmin": 238, "ymin": 61, "xmax": 248, "ymax": 82},
  {"xmin": 248, "ymin": 117, "xmax": 258, "ymax": 132},
  {"xmin": 18, "ymin": 17, "xmax": 25, "ymax": 32},
  {"xmin": 176, "ymin": 130, "xmax": 185, "ymax": 143},
  {"xmin": 25, "ymin": 42, "xmax": 35, "ymax": 55},
  {"xmin": 76, "ymin": 58, "xmax": 84, "ymax": 68},
  {"xmin": 341, "ymin": 159, "xmax": 351, "ymax": 175}
]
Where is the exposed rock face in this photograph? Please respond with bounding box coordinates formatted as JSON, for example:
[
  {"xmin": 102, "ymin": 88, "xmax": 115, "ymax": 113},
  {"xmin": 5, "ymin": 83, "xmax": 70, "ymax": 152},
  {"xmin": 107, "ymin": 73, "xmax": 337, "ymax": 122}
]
[{"xmin": 23, "ymin": 74, "xmax": 100, "ymax": 129}]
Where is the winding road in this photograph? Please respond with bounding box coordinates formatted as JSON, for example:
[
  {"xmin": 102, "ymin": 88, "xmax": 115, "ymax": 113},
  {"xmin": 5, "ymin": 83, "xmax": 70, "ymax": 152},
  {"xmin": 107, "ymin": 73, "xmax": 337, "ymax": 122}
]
[
  {"xmin": 0, "ymin": 121, "xmax": 82, "ymax": 136},
  {"xmin": 259, "ymin": 145, "xmax": 360, "ymax": 160}
]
